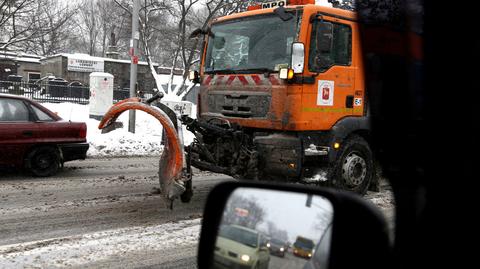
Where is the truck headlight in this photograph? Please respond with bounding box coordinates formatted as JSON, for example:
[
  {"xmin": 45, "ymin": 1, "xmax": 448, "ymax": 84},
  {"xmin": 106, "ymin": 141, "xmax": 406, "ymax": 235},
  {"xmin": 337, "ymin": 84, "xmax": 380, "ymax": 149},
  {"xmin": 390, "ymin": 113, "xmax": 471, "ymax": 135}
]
[
  {"xmin": 280, "ymin": 247, "xmax": 284, "ymax": 252},
  {"xmin": 241, "ymin": 254, "xmax": 250, "ymax": 262}
]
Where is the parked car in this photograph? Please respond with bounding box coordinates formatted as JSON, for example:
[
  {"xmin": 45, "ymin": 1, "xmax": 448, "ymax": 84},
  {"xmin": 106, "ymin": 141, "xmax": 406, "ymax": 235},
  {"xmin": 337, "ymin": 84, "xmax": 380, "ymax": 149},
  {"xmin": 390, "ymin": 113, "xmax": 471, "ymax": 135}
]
[
  {"xmin": 0, "ymin": 94, "xmax": 89, "ymax": 176},
  {"xmin": 214, "ymin": 224, "xmax": 270, "ymax": 269}
]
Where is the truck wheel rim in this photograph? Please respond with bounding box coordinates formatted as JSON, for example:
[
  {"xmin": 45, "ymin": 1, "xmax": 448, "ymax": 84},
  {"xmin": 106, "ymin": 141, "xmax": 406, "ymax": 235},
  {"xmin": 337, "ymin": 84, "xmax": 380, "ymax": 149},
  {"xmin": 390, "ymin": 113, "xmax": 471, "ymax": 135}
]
[{"xmin": 341, "ymin": 153, "xmax": 367, "ymax": 187}]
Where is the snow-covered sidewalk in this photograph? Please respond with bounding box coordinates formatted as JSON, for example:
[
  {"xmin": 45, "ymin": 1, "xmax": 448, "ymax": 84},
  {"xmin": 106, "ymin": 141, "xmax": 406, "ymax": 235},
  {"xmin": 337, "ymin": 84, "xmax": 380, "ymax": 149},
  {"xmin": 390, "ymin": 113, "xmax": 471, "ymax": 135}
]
[
  {"xmin": 42, "ymin": 102, "xmax": 194, "ymax": 158},
  {"xmin": 0, "ymin": 219, "xmax": 201, "ymax": 268}
]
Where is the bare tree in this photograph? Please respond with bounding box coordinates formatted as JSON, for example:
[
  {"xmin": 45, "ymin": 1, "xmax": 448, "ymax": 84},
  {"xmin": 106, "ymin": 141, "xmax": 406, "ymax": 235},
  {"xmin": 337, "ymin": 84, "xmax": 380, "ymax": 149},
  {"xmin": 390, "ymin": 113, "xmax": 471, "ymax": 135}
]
[
  {"xmin": 174, "ymin": 0, "xmax": 250, "ymax": 98},
  {"xmin": 18, "ymin": 0, "xmax": 78, "ymax": 55},
  {"xmin": 0, "ymin": 0, "xmax": 75, "ymax": 52},
  {"xmin": 266, "ymin": 221, "xmax": 289, "ymax": 242},
  {"xmin": 112, "ymin": 0, "xmax": 251, "ymax": 100}
]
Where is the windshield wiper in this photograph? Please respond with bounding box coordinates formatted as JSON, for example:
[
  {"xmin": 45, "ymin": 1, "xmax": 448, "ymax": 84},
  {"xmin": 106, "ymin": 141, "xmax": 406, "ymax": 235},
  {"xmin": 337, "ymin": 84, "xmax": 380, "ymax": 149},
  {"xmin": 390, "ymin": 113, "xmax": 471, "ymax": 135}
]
[
  {"xmin": 205, "ymin": 68, "xmax": 275, "ymax": 75},
  {"xmin": 236, "ymin": 68, "xmax": 275, "ymax": 76},
  {"xmin": 205, "ymin": 69, "xmax": 238, "ymax": 74}
]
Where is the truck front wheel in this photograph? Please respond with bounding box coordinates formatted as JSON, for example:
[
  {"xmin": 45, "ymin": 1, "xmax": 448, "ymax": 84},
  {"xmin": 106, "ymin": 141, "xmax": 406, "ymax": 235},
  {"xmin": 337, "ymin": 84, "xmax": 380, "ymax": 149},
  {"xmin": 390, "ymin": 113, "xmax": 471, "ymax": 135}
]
[{"xmin": 329, "ymin": 135, "xmax": 374, "ymax": 195}]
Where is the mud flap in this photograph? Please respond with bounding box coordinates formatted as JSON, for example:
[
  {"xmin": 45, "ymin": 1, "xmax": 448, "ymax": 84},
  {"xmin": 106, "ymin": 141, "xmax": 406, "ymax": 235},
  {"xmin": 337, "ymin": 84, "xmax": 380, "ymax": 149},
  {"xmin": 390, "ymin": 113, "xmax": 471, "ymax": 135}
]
[{"xmin": 98, "ymin": 98, "xmax": 187, "ymax": 207}]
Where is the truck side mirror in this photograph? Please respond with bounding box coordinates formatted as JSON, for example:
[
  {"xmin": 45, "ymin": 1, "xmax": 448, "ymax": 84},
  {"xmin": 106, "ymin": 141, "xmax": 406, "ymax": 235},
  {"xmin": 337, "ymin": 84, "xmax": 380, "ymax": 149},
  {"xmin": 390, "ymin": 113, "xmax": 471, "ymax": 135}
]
[
  {"xmin": 291, "ymin": 42, "xmax": 305, "ymax": 74},
  {"xmin": 197, "ymin": 181, "xmax": 392, "ymax": 269}
]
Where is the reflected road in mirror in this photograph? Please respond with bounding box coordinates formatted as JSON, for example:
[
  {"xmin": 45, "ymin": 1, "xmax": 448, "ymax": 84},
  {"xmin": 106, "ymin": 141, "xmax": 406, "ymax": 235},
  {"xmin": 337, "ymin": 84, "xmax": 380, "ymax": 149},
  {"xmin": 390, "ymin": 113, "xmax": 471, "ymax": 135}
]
[{"xmin": 211, "ymin": 188, "xmax": 334, "ymax": 269}]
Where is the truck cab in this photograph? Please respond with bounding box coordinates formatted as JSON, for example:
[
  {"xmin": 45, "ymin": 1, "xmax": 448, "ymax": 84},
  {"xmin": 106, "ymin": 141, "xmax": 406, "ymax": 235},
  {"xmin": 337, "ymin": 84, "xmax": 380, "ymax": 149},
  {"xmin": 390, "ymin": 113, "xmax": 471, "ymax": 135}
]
[{"xmin": 187, "ymin": 0, "xmax": 375, "ymax": 194}]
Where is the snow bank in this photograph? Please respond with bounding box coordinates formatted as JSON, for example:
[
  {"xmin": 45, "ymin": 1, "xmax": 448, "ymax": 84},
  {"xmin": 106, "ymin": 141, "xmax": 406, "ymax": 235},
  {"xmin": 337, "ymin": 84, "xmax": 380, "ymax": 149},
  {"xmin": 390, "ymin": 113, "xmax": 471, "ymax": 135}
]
[{"xmin": 42, "ymin": 102, "xmax": 196, "ymax": 158}]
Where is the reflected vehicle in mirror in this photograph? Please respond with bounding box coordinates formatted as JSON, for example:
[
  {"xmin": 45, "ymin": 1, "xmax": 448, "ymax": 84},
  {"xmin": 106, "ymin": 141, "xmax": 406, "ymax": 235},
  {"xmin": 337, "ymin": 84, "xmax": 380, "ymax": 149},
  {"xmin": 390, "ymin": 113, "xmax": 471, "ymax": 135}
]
[
  {"xmin": 198, "ymin": 181, "xmax": 390, "ymax": 269},
  {"xmin": 214, "ymin": 224, "xmax": 269, "ymax": 269},
  {"xmin": 212, "ymin": 187, "xmax": 334, "ymax": 269},
  {"xmin": 293, "ymin": 236, "xmax": 315, "ymax": 259},
  {"xmin": 267, "ymin": 238, "xmax": 288, "ymax": 258},
  {"xmin": 303, "ymin": 224, "xmax": 332, "ymax": 269}
]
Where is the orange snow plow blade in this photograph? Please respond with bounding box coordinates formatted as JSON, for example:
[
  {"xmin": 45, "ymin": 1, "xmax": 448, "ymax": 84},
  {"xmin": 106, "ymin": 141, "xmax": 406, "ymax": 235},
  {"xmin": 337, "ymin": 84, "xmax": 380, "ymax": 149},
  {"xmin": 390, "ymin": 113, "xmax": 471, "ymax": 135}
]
[{"xmin": 98, "ymin": 97, "xmax": 187, "ymax": 206}]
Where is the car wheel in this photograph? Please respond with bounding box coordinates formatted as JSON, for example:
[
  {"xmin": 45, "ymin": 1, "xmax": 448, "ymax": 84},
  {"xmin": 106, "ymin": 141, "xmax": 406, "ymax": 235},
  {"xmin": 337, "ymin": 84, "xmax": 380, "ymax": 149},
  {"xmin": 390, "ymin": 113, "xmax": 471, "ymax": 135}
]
[
  {"xmin": 328, "ymin": 135, "xmax": 375, "ymax": 195},
  {"xmin": 27, "ymin": 146, "xmax": 60, "ymax": 177}
]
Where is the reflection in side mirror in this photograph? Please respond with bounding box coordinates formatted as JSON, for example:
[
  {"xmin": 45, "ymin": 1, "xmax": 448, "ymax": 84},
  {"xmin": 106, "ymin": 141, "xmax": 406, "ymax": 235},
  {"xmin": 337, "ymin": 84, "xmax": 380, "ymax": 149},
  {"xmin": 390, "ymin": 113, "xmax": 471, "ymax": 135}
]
[{"xmin": 211, "ymin": 188, "xmax": 333, "ymax": 269}]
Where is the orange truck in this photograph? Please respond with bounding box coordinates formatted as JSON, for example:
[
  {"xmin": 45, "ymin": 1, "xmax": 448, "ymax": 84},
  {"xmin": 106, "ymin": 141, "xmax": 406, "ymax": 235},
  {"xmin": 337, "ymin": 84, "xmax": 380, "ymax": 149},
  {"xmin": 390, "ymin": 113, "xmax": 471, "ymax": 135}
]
[
  {"xmin": 184, "ymin": 0, "xmax": 377, "ymax": 194},
  {"xmin": 99, "ymin": 0, "xmax": 377, "ymax": 205}
]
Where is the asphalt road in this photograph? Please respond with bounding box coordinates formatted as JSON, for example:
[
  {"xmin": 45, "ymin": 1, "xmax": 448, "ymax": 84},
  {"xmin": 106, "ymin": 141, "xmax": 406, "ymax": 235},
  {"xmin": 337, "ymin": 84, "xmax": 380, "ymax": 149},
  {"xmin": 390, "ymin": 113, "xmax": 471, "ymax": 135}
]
[
  {"xmin": 269, "ymin": 251, "xmax": 308, "ymax": 269},
  {"xmin": 0, "ymin": 157, "xmax": 230, "ymax": 268},
  {"xmin": 0, "ymin": 157, "xmax": 394, "ymax": 268}
]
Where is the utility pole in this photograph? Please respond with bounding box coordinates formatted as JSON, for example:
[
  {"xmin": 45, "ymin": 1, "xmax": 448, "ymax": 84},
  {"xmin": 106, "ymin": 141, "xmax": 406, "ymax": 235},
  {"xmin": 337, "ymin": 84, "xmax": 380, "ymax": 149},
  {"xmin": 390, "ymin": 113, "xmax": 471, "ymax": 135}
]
[{"xmin": 129, "ymin": 0, "xmax": 140, "ymax": 133}]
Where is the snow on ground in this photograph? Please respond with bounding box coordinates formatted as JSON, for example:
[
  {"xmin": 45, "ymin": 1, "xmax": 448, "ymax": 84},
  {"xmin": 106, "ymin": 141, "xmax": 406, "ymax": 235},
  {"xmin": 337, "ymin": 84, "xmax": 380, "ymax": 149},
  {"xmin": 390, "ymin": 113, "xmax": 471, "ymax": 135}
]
[
  {"xmin": 42, "ymin": 102, "xmax": 196, "ymax": 158},
  {"xmin": 0, "ymin": 219, "xmax": 201, "ymax": 268}
]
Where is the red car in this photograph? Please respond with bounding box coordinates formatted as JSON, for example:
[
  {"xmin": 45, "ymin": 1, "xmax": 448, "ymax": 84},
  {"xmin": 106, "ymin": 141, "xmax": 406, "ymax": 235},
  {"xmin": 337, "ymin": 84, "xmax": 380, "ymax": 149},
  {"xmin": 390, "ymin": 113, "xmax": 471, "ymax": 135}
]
[{"xmin": 0, "ymin": 94, "xmax": 88, "ymax": 176}]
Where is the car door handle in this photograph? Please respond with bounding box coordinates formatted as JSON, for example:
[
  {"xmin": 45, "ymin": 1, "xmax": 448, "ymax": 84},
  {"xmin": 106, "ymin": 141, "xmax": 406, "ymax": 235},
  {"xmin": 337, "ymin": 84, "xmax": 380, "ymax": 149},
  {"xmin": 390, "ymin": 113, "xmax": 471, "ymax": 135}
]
[{"xmin": 22, "ymin": 130, "xmax": 33, "ymax": 137}]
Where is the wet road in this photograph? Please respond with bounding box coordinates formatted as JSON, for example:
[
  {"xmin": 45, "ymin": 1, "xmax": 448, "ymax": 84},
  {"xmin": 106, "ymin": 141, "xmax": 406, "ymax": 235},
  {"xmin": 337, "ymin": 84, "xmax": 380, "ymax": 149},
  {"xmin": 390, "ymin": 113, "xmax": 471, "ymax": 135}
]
[{"xmin": 0, "ymin": 157, "xmax": 394, "ymax": 268}]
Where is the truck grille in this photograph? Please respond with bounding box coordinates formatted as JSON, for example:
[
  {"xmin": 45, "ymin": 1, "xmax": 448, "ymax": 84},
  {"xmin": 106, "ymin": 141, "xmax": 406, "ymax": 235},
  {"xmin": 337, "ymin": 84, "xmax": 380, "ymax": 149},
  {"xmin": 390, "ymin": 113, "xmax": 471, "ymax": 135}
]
[{"xmin": 208, "ymin": 93, "xmax": 270, "ymax": 118}]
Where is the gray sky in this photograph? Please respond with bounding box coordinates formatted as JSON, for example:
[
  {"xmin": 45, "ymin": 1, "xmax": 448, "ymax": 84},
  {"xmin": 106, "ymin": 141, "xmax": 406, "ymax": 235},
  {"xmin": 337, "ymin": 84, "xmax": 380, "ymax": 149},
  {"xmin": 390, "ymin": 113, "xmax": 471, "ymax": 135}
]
[{"xmin": 229, "ymin": 187, "xmax": 333, "ymax": 243}]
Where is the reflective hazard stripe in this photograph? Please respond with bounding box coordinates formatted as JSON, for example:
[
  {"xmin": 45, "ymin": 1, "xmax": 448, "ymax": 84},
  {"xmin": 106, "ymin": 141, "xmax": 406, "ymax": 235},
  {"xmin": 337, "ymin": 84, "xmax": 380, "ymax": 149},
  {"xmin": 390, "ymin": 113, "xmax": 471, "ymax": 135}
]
[
  {"xmin": 203, "ymin": 75, "xmax": 212, "ymax": 85},
  {"xmin": 269, "ymin": 76, "xmax": 280, "ymax": 85},
  {"xmin": 226, "ymin": 75, "xmax": 236, "ymax": 85},
  {"xmin": 251, "ymin": 75, "xmax": 262, "ymax": 85},
  {"xmin": 215, "ymin": 75, "xmax": 225, "ymax": 85},
  {"xmin": 238, "ymin": 76, "xmax": 249, "ymax": 85},
  {"xmin": 203, "ymin": 75, "xmax": 283, "ymax": 86}
]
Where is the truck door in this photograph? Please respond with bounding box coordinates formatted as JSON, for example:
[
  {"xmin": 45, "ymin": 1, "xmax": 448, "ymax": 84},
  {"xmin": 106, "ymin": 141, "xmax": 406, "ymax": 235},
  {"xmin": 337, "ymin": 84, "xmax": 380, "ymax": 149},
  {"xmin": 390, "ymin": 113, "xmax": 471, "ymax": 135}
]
[{"xmin": 304, "ymin": 19, "xmax": 358, "ymax": 130}]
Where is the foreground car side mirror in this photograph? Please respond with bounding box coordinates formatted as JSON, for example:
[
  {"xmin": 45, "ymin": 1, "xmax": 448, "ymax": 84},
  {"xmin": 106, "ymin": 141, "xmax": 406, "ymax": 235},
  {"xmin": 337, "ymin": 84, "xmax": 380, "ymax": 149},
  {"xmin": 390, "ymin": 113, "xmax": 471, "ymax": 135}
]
[{"xmin": 197, "ymin": 181, "xmax": 391, "ymax": 269}]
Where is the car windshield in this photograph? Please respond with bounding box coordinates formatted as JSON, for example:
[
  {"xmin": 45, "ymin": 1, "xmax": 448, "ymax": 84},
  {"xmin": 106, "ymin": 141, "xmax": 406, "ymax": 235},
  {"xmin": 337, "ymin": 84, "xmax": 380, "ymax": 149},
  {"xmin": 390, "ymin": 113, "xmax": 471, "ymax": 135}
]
[
  {"xmin": 294, "ymin": 237, "xmax": 314, "ymax": 250},
  {"xmin": 271, "ymin": 239, "xmax": 284, "ymax": 245},
  {"xmin": 204, "ymin": 13, "xmax": 298, "ymax": 74},
  {"xmin": 218, "ymin": 225, "xmax": 258, "ymax": 248}
]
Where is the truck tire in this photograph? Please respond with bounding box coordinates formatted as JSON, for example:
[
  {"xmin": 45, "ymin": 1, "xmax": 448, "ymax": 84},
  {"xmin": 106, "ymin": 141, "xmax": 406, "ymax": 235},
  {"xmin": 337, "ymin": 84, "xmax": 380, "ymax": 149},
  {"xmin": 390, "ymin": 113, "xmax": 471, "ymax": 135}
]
[
  {"xmin": 26, "ymin": 146, "xmax": 60, "ymax": 177},
  {"xmin": 328, "ymin": 135, "xmax": 374, "ymax": 195}
]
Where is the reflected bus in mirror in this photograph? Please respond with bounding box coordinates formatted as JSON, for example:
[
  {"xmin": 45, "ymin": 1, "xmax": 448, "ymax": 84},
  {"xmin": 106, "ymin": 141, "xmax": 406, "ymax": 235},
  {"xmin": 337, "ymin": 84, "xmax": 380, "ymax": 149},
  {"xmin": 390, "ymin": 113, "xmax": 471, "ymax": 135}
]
[{"xmin": 212, "ymin": 188, "xmax": 334, "ymax": 269}]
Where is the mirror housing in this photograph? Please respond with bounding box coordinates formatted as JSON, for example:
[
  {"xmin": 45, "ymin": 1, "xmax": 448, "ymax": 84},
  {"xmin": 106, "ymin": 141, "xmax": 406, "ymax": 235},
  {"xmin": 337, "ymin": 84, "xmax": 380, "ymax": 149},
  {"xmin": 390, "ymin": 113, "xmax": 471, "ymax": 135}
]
[
  {"xmin": 291, "ymin": 42, "xmax": 305, "ymax": 74},
  {"xmin": 197, "ymin": 181, "xmax": 391, "ymax": 269},
  {"xmin": 189, "ymin": 28, "xmax": 203, "ymax": 39},
  {"xmin": 189, "ymin": 70, "xmax": 200, "ymax": 84},
  {"xmin": 189, "ymin": 27, "xmax": 215, "ymax": 39}
]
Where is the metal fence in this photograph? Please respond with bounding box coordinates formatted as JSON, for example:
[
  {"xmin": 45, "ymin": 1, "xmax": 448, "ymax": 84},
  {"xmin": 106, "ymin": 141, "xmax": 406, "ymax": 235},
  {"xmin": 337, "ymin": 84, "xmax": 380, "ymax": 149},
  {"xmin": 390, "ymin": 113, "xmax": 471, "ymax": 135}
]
[
  {"xmin": 0, "ymin": 80, "xmax": 90, "ymax": 104},
  {"xmin": 0, "ymin": 81, "xmax": 142, "ymax": 105}
]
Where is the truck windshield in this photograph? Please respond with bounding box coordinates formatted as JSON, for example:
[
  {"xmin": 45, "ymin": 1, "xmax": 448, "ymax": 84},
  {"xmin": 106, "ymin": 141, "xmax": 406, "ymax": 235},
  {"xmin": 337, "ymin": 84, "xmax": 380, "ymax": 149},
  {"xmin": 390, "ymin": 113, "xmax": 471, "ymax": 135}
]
[{"xmin": 205, "ymin": 13, "xmax": 298, "ymax": 74}]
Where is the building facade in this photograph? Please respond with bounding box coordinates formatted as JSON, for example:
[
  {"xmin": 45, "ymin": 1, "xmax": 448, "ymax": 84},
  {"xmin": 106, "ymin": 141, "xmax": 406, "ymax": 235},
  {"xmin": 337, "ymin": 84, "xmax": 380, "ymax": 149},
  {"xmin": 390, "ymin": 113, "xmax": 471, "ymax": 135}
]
[{"xmin": 0, "ymin": 51, "xmax": 42, "ymax": 81}]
